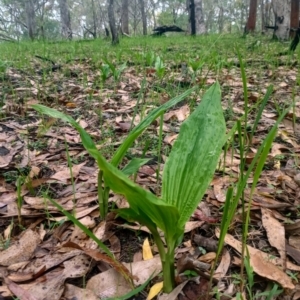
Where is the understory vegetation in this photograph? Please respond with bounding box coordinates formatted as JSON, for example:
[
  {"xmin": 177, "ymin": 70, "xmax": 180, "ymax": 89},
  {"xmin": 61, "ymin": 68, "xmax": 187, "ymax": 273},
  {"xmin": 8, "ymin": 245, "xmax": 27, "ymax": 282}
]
[{"xmin": 0, "ymin": 34, "xmax": 300, "ymax": 300}]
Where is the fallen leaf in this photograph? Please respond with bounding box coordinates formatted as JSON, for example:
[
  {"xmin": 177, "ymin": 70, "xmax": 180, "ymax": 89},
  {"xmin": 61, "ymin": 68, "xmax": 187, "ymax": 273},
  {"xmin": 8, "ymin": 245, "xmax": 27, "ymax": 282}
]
[
  {"xmin": 0, "ymin": 229, "xmax": 41, "ymax": 266},
  {"xmin": 87, "ymin": 257, "xmax": 162, "ymax": 298},
  {"xmin": 215, "ymin": 229, "xmax": 295, "ymax": 289},
  {"xmin": 147, "ymin": 281, "xmax": 163, "ymax": 300},
  {"xmin": 143, "ymin": 238, "xmax": 153, "ymax": 260},
  {"xmin": 214, "ymin": 248, "xmax": 230, "ymax": 280},
  {"xmin": 261, "ymin": 208, "xmax": 286, "ymax": 268},
  {"xmin": 5, "ymin": 278, "xmax": 38, "ymax": 300}
]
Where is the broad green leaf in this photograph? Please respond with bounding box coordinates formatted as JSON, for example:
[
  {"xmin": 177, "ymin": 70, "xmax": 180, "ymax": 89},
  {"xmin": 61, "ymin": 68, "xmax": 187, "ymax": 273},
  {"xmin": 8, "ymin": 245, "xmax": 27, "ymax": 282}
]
[
  {"xmin": 162, "ymin": 82, "xmax": 226, "ymax": 228},
  {"xmin": 31, "ymin": 104, "xmax": 181, "ymax": 239},
  {"xmin": 121, "ymin": 158, "xmax": 151, "ymax": 176},
  {"xmin": 89, "ymin": 148, "xmax": 181, "ymax": 241}
]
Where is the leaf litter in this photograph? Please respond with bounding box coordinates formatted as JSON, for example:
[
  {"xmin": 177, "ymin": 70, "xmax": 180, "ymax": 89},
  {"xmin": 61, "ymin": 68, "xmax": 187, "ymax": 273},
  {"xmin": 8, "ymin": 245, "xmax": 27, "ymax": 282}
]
[{"xmin": 1, "ymin": 36, "xmax": 300, "ymax": 299}]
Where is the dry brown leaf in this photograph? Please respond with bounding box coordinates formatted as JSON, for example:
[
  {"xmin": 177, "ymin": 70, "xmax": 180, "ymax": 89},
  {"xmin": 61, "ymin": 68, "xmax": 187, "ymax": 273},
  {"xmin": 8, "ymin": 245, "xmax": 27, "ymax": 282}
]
[
  {"xmin": 109, "ymin": 235, "xmax": 121, "ymax": 259},
  {"xmin": 63, "ymin": 241, "xmax": 134, "ymax": 282},
  {"xmin": 5, "ymin": 278, "xmax": 38, "ymax": 300},
  {"xmin": 164, "ymin": 134, "xmax": 178, "ymax": 145},
  {"xmin": 250, "ymin": 251, "xmax": 292, "ymax": 288},
  {"xmin": 87, "ymin": 257, "xmax": 162, "ymax": 298},
  {"xmin": 13, "ymin": 249, "xmax": 82, "ymax": 275},
  {"xmin": 184, "ymin": 221, "xmax": 205, "ymax": 233},
  {"xmin": 198, "ymin": 252, "xmax": 216, "ymax": 263},
  {"xmin": 63, "ymin": 283, "xmax": 99, "ymax": 300},
  {"xmin": 0, "ymin": 229, "xmax": 41, "ymax": 266},
  {"xmin": 214, "ymin": 248, "xmax": 231, "ymax": 280},
  {"xmin": 215, "ymin": 229, "xmax": 294, "ymax": 289},
  {"xmin": 261, "ymin": 208, "xmax": 286, "ymax": 268},
  {"xmin": 289, "ymin": 235, "xmax": 300, "ymax": 249},
  {"xmin": 158, "ymin": 281, "xmax": 188, "ymax": 300},
  {"xmin": 51, "ymin": 162, "xmax": 85, "ymax": 182}
]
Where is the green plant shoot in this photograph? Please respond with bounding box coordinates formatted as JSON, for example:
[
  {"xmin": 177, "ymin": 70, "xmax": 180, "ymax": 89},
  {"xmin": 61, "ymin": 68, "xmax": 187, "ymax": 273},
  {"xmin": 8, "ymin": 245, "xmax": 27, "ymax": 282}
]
[
  {"xmin": 33, "ymin": 88, "xmax": 194, "ymax": 218},
  {"xmin": 154, "ymin": 56, "xmax": 165, "ymax": 79},
  {"xmin": 31, "ymin": 82, "xmax": 226, "ymax": 293}
]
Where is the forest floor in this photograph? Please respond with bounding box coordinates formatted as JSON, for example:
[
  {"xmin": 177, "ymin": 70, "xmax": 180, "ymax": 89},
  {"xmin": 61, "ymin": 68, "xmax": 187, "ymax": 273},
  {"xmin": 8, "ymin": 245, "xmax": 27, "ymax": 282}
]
[{"xmin": 1, "ymin": 33, "xmax": 300, "ymax": 300}]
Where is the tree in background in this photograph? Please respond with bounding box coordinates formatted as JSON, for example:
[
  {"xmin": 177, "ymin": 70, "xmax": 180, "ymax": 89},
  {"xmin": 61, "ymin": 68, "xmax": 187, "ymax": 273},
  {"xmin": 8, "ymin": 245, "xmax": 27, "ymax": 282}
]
[
  {"xmin": 187, "ymin": 0, "xmax": 206, "ymax": 35},
  {"xmin": 272, "ymin": 0, "xmax": 291, "ymax": 40},
  {"xmin": 121, "ymin": 0, "xmax": 129, "ymax": 34},
  {"xmin": 58, "ymin": 0, "xmax": 72, "ymax": 39},
  {"xmin": 290, "ymin": 0, "xmax": 299, "ymax": 38},
  {"xmin": 108, "ymin": 0, "xmax": 119, "ymax": 44},
  {"xmin": 139, "ymin": 0, "xmax": 147, "ymax": 35},
  {"xmin": 25, "ymin": 0, "xmax": 36, "ymax": 40},
  {"xmin": 245, "ymin": 0, "xmax": 257, "ymax": 33},
  {"xmin": 0, "ymin": 0, "xmax": 297, "ymax": 40},
  {"xmin": 91, "ymin": 0, "xmax": 97, "ymax": 38}
]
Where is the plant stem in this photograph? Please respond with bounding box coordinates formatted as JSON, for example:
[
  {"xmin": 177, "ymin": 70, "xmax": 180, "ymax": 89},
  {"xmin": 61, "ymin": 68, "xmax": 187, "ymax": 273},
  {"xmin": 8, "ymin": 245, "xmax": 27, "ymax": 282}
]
[
  {"xmin": 151, "ymin": 230, "xmax": 176, "ymax": 293},
  {"xmin": 162, "ymin": 249, "xmax": 175, "ymax": 293}
]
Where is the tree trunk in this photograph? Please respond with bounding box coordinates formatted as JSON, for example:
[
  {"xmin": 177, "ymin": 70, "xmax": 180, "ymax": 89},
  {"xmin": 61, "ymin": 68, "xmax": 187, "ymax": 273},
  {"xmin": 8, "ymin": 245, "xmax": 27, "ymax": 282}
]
[
  {"xmin": 139, "ymin": 0, "xmax": 147, "ymax": 35},
  {"xmin": 58, "ymin": 0, "xmax": 72, "ymax": 39},
  {"xmin": 245, "ymin": 0, "xmax": 258, "ymax": 32},
  {"xmin": 121, "ymin": 0, "xmax": 129, "ymax": 34},
  {"xmin": 272, "ymin": 0, "xmax": 291, "ymax": 40},
  {"xmin": 261, "ymin": 0, "xmax": 265, "ymax": 32},
  {"xmin": 218, "ymin": 6, "xmax": 224, "ymax": 33},
  {"xmin": 25, "ymin": 0, "xmax": 36, "ymax": 40},
  {"xmin": 189, "ymin": 0, "xmax": 196, "ymax": 35},
  {"xmin": 290, "ymin": 0, "xmax": 299, "ymax": 38},
  {"xmin": 264, "ymin": 0, "xmax": 274, "ymax": 27},
  {"xmin": 91, "ymin": 0, "xmax": 97, "ymax": 38},
  {"xmin": 188, "ymin": 0, "xmax": 206, "ymax": 35},
  {"xmin": 108, "ymin": 0, "xmax": 119, "ymax": 44}
]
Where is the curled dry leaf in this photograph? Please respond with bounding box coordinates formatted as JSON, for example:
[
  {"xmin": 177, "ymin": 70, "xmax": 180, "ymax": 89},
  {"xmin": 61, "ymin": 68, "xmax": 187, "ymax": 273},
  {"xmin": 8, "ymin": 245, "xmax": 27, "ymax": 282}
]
[
  {"xmin": 261, "ymin": 208, "xmax": 286, "ymax": 268},
  {"xmin": 215, "ymin": 229, "xmax": 295, "ymax": 289}
]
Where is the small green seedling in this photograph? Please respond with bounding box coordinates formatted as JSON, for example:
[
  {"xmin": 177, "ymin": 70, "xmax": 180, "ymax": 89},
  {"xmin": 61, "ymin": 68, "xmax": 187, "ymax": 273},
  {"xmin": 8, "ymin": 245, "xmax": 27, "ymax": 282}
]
[
  {"xmin": 155, "ymin": 56, "xmax": 165, "ymax": 79},
  {"xmin": 188, "ymin": 59, "xmax": 202, "ymax": 73},
  {"xmin": 100, "ymin": 64, "xmax": 110, "ymax": 82},
  {"xmin": 144, "ymin": 51, "xmax": 155, "ymax": 66}
]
